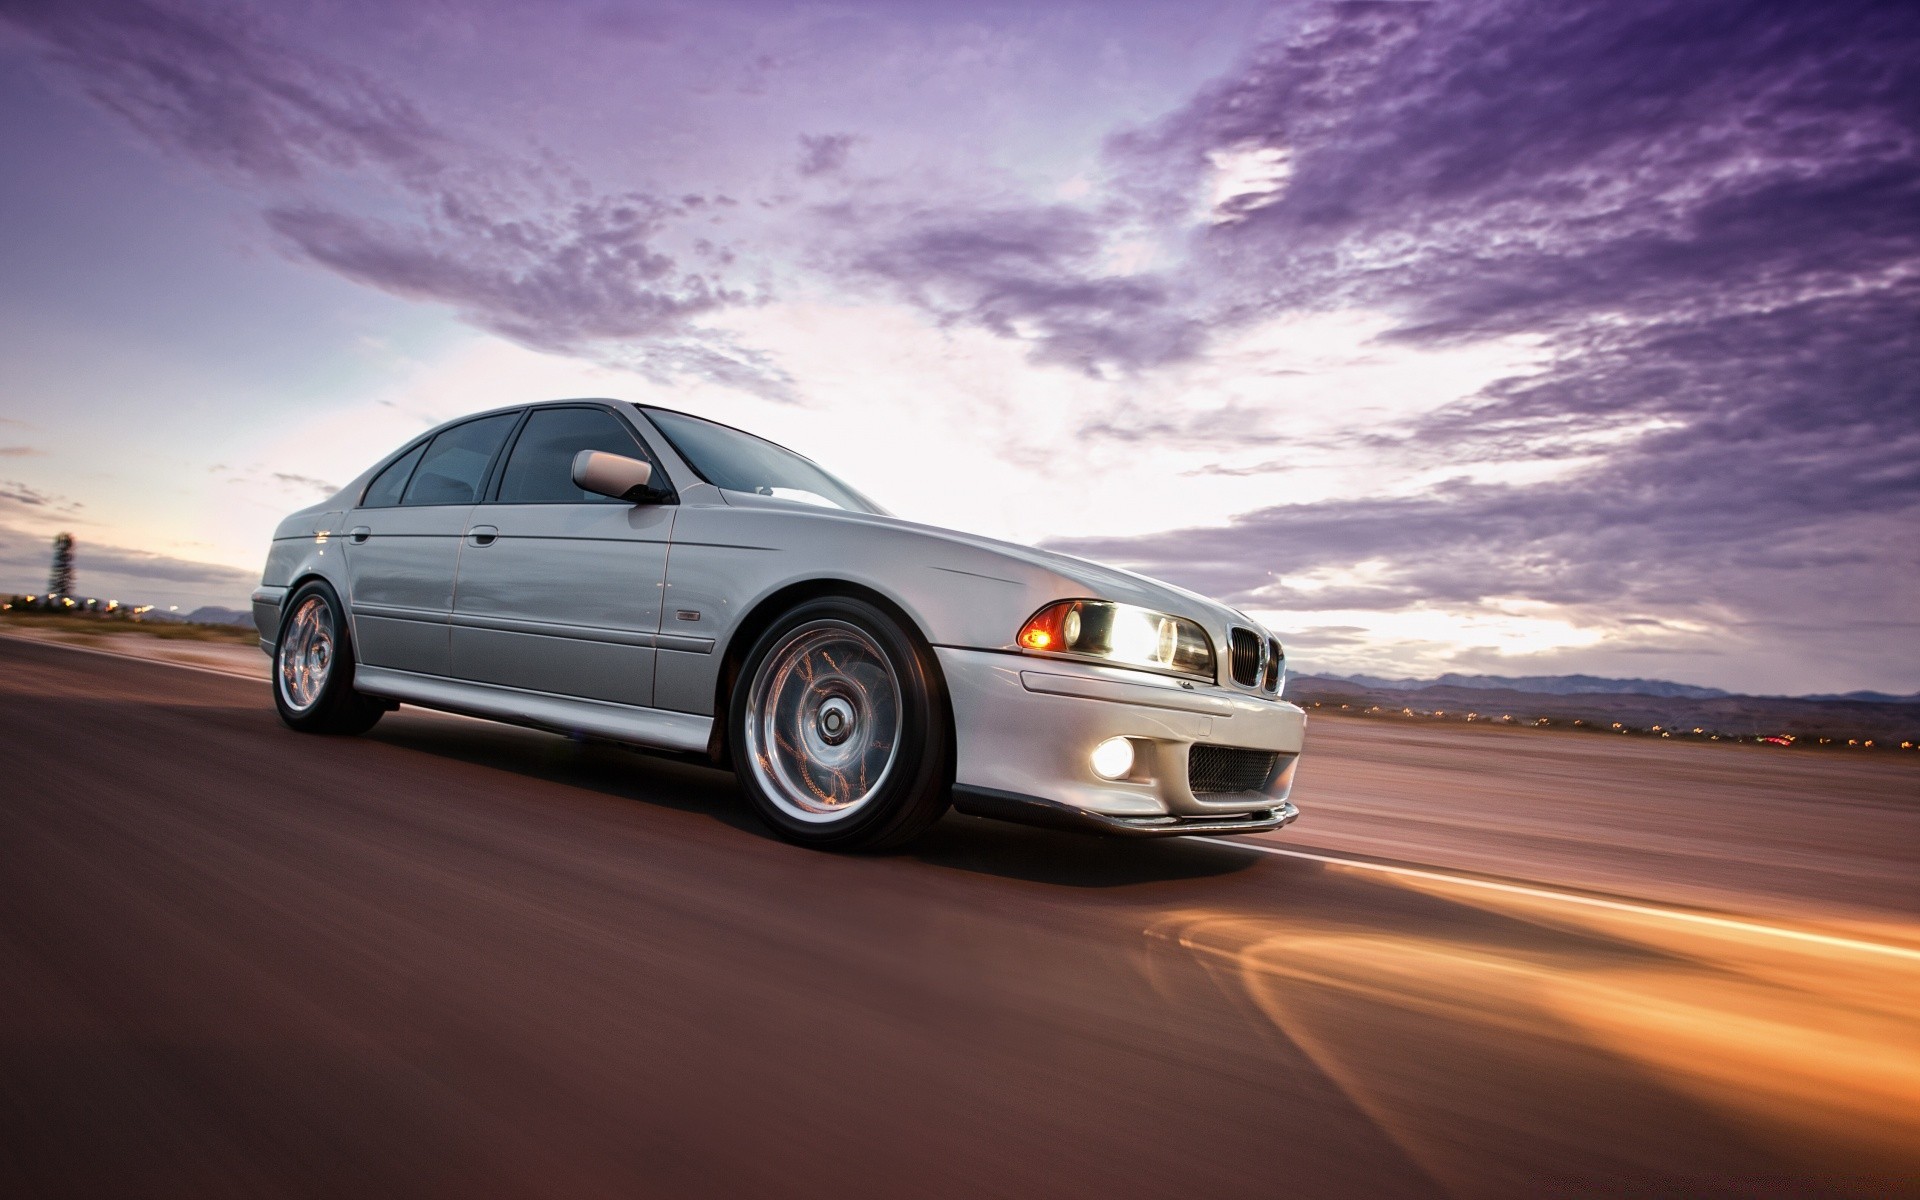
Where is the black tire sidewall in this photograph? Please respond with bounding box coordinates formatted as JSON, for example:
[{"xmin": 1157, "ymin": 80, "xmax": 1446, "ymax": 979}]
[{"xmin": 730, "ymin": 596, "xmax": 948, "ymax": 849}]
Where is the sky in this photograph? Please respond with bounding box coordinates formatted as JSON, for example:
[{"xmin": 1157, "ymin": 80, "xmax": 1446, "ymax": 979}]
[{"xmin": 0, "ymin": 0, "xmax": 1914, "ymax": 695}]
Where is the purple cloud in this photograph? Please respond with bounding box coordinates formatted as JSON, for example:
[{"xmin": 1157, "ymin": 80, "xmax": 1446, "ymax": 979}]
[
  {"xmin": 0, "ymin": 0, "xmax": 444, "ymax": 186},
  {"xmin": 2, "ymin": 0, "xmax": 783, "ymax": 394},
  {"xmin": 1023, "ymin": 0, "xmax": 1920, "ymax": 672},
  {"xmin": 839, "ymin": 204, "xmax": 1203, "ymax": 373},
  {"xmin": 797, "ymin": 133, "xmax": 856, "ymax": 177},
  {"xmin": 266, "ymin": 192, "xmax": 733, "ymax": 341}
]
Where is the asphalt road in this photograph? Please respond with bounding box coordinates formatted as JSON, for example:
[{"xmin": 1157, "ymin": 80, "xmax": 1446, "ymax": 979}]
[{"xmin": 3, "ymin": 636, "xmax": 1916, "ymax": 1198}]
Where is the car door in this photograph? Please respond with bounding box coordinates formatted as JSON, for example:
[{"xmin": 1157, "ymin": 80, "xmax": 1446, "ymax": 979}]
[
  {"xmin": 342, "ymin": 412, "xmax": 519, "ymax": 675},
  {"xmin": 450, "ymin": 405, "xmax": 676, "ymax": 707}
]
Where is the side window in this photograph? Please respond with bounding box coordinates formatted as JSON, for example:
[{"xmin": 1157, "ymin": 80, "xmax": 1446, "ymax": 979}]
[
  {"xmin": 496, "ymin": 408, "xmax": 650, "ymax": 504},
  {"xmin": 401, "ymin": 413, "xmax": 518, "ymax": 507},
  {"xmin": 359, "ymin": 442, "xmax": 426, "ymax": 508}
]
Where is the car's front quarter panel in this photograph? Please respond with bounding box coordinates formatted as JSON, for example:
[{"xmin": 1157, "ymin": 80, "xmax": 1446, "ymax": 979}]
[{"xmin": 651, "ymin": 499, "xmax": 1083, "ymax": 715}]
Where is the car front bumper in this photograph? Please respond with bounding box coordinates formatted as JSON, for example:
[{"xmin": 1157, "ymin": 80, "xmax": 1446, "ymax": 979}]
[{"xmin": 936, "ymin": 646, "xmax": 1308, "ymax": 837}]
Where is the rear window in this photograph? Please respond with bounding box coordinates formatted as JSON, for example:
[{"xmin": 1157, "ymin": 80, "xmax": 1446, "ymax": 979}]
[
  {"xmin": 360, "ymin": 442, "xmax": 426, "ymax": 508},
  {"xmin": 402, "ymin": 414, "xmax": 518, "ymax": 507}
]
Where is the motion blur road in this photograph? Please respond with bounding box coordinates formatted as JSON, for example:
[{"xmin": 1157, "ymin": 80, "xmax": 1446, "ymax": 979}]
[{"xmin": 3, "ymin": 635, "xmax": 1917, "ymax": 1198}]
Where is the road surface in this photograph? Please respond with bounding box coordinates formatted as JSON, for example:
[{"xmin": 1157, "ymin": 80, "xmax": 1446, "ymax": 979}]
[{"xmin": 3, "ymin": 636, "xmax": 1916, "ymax": 1197}]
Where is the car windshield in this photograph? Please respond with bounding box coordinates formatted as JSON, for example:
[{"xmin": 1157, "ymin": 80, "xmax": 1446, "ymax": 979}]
[{"xmin": 642, "ymin": 408, "xmax": 883, "ymax": 514}]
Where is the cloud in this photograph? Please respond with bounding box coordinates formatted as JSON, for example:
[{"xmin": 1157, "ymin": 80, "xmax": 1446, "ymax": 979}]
[
  {"xmin": 0, "ymin": 446, "xmax": 43, "ymax": 457},
  {"xmin": 267, "ymin": 471, "xmax": 337, "ymax": 496},
  {"xmin": 261, "ymin": 191, "xmax": 782, "ymax": 390},
  {"xmin": 3, "ymin": 0, "xmax": 783, "ymax": 396},
  {"xmin": 1021, "ymin": 0, "xmax": 1920, "ymax": 680},
  {"xmin": 837, "ymin": 203, "xmax": 1203, "ymax": 374},
  {"xmin": 0, "ymin": 480, "xmax": 69, "ymax": 510},
  {"xmin": 0, "ymin": 521, "xmax": 255, "ymax": 604},
  {"xmin": 0, "ymin": 0, "xmax": 444, "ymax": 186},
  {"xmin": 796, "ymin": 133, "xmax": 855, "ymax": 177}
]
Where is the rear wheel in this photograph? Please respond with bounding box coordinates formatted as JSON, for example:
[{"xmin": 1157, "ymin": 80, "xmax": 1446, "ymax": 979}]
[
  {"xmin": 731, "ymin": 596, "xmax": 950, "ymax": 851},
  {"xmin": 273, "ymin": 580, "xmax": 386, "ymax": 735}
]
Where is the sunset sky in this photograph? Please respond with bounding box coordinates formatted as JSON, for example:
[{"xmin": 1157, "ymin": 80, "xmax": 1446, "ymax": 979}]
[{"xmin": 0, "ymin": 0, "xmax": 1914, "ymax": 694}]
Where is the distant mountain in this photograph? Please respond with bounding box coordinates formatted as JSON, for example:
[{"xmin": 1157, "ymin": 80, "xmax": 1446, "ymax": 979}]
[
  {"xmin": 1326, "ymin": 672, "xmax": 1732, "ymax": 699},
  {"xmin": 1800, "ymin": 690, "xmax": 1920, "ymax": 705},
  {"xmin": 1287, "ymin": 673, "xmax": 1920, "ymax": 744},
  {"xmin": 1321, "ymin": 671, "xmax": 1920, "ymax": 704},
  {"xmin": 186, "ymin": 606, "xmax": 253, "ymax": 626},
  {"xmin": 148, "ymin": 606, "xmax": 255, "ymax": 625}
]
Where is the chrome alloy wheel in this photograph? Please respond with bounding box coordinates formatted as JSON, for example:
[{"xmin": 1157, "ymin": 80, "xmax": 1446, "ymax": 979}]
[
  {"xmin": 277, "ymin": 595, "xmax": 335, "ymax": 713},
  {"xmin": 744, "ymin": 619, "xmax": 903, "ymax": 823}
]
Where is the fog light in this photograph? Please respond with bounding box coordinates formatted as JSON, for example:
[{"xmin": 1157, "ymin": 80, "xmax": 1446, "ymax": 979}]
[{"xmin": 1089, "ymin": 737, "xmax": 1135, "ymax": 780}]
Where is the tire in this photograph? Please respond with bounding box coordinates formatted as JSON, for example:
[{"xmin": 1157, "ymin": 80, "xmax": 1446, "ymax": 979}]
[
  {"xmin": 730, "ymin": 596, "xmax": 951, "ymax": 851},
  {"xmin": 272, "ymin": 580, "xmax": 387, "ymax": 735}
]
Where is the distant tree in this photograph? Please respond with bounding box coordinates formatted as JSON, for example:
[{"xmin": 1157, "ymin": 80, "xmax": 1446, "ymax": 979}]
[{"xmin": 47, "ymin": 532, "xmax": 75, "ymax": 598}]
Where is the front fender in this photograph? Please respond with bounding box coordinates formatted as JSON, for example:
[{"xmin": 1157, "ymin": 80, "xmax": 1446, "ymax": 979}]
[{"xmin": 651, "ymin": 503, "xmax": 1078, "ymax": 715}]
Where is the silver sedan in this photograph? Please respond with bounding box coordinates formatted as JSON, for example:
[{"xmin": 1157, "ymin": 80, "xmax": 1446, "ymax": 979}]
[{"xmin": 254, "ymin": 400, "xmax": 1306, "ymax": 850}]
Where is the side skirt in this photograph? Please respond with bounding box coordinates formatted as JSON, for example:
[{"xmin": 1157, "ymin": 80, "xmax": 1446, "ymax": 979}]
[{"xmin": 353, "ymin": 665, "xmax": 714, "ymax": 755}]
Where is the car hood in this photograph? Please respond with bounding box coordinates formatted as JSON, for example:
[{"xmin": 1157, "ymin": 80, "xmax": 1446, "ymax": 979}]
[{"xmin": 778, "ymin": 499, "xmax": 1256, "ymax": 633}]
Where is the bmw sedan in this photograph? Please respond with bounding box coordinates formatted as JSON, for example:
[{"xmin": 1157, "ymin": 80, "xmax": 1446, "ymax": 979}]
[{"xmin": 253, "ymin": 399, "xmax": 1306, "ymax": 850}]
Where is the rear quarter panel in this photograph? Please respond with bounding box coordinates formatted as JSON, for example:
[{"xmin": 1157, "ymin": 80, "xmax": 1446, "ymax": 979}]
[{"xmin": 255, "ymin": 507, "xmax": 349, "ymax": 643}]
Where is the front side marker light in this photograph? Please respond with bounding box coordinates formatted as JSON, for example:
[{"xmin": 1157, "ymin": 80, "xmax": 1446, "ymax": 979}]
[{"xmin": 1090, "ymin": 737, "xmax": 1135, "ymax": 780}]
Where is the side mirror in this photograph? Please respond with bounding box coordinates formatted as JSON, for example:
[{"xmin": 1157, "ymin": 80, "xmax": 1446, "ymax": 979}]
[{"xmin": 572, "ymin": 450, "xmax": 657, "ymax": 502}]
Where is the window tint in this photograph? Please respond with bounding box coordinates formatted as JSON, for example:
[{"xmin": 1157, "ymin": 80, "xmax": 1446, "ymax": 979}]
[
  {"xmin": 401, "ymin": 413, "xmax": 518, "ymax": 507},
  {"xmin": 497, "ymin": 408, "xmax": 648, "ymax": 504},
  {"xmin": 360, "ymin": 442, "xmax": 426, "ymax": 508},
  {"xmin": 643, "ymin": 408, "xmax": 880, "ymax": 513}
]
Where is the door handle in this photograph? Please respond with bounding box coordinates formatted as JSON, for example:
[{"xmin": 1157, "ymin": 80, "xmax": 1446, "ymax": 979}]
[
  {"xmin": 347, "ymin": 526, "xmax": 371, "ymax": 544},
  {"xmin": 467, "ymin": 525, "xmax": 499, "ymax": 547}
]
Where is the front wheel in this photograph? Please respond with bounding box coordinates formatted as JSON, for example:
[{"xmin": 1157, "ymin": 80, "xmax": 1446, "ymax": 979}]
[
  {"xmin": 273, "ymin": 581, "xmax": 387, "ymax": 735},
  {"xmin": 731, "ymin": 596, "xmax": 951, "ymax": 851}
]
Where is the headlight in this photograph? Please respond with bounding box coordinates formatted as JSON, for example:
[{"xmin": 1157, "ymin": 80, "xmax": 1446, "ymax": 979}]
[{"xmin": 1016, "ymin": 600, "xmax": 1215, "ymax": 681}]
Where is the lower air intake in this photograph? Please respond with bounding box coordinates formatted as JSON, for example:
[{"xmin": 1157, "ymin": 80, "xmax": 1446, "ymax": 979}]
[{"xmin": 1188, "ymin": 745, "xmax": 1281, "ymax": 794}]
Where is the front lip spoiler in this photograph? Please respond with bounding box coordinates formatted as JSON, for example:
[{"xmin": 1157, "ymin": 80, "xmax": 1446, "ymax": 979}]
[{"xmin": 951, "ymin": 786, "xmax": 1299, "ymax": 838}]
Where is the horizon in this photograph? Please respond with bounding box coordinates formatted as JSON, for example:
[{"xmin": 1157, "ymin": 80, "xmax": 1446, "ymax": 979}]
[
  {"xmin": 2, "ymin": 0, "xmax": 1915, "ymax": 694},
  {"xmin": 11, "ymin": 578, "xmax": 1917, "ymax": 704}
]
